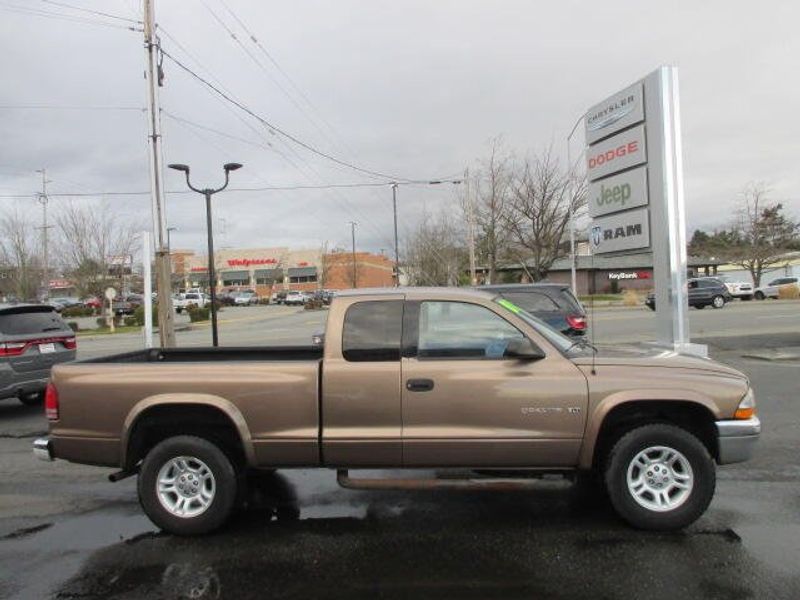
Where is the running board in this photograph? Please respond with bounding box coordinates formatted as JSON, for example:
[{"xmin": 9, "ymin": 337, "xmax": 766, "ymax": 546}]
[{"xmin": 336, "ymin": 469, "xmax": 551, "ymax": 491}]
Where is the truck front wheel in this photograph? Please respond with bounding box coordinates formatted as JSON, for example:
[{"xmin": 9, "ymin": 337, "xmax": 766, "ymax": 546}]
[
  {"xmin": 604, "ymin": 424, "xmax": 715, "ymax": 530},
  {"xmin": 137, "ymin": 435, "xmax": 238, "ymax": 535}
]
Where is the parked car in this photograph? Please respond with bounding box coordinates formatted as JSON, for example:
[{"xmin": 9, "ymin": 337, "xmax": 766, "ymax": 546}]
[
  {"xmin": 480, "ymin": 283, "xmax": 587, "ymax": 337},
  {"xmin": 1, "ymin": 304, "xmax": 76, "ymax": 406},
  {"xmin": 232, "ymin": 291, "xmax": 259, "ymax": 306},
  {"xmin": 284, "ymin": 290, "xmax": 305, "ymax": 306},
  {"xmin": 35, "ymin": 287, "xmax": 759, "ymax": 535},
  {"xmin": 47, "ymin": 298, "xmax": 71, "ymax": 313},
  {"xmin": 82, "ymin": 297, "xmax": 103, "ymax": 310},
  {"xmin": 753, "ymin": 276, "xmax": 799, "ymax": 300},
  {"xmin": 646, "ymin": 277, "xmax": 731, "ymax": 310},
  {"xmin": 706, "ymin": 275, "xmax": 754, "ymax": 301},
  {"xmin": 174, "ymin": 292, "xmax": 207, "ymax": 314},
  {"xmin": 270, "ymin": 291, "xmax": 287, "ymax": 304},
  {"xmin": 112, "ymin": 294, "xmax": 144, "ymax": 316}
]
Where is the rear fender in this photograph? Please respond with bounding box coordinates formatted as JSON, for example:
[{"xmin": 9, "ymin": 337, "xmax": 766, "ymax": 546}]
[{"xmin": 121, "ymin": 393, "xmax": 255, "ymax": 467}]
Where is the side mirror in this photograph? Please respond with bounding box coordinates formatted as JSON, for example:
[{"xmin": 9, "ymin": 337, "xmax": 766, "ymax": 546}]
[{"xmin": 505, "ymin": 338, "xmax": 545, "ymax": 361}]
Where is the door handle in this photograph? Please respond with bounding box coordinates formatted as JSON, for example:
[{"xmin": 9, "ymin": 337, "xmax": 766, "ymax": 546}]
[{"xmin": 406, "ymin": 378, "xmax": 434, "ymax": 392}]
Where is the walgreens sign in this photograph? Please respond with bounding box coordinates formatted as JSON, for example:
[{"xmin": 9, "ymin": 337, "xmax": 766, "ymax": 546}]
[
  {"xmin": 586, "ymin": 124, "xmax": 647, "ymax": 182},
  {"xmin": 226, "ymin": 258, "xmax": 277, "ymax": 267}
]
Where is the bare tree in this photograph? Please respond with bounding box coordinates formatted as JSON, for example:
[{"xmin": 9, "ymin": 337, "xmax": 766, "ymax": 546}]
[
  {"xmin": 54, "ymin": 201, "xmax": 142, "ymax": 298},
  {"xmin": 726, "ymin": 183, "xmax": 798, "ymax": 287},
  {"xmin": 465, "ymin": 137, "xmax": 513, "ymax": 284},
  {"xmin": 505, "ymin": 148, "xmax": 587, "ymax": 281},
  {"xmin": 404, "ymin": 209, "xmax": 468, "ymax": 286},
  {"xmin": 0, "ymin": 207, "xmax": 41, "ymax": 300}
]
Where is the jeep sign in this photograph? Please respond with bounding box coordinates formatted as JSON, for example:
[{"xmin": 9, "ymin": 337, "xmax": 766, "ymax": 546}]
[
  {"xmin": 589, "ymin": 207, "xmax": 650, "ymax": 254},
  {"xmin": 586, "ymin": 124, "xmax": 647, "ymax": 182},
  {"xmin": 589, "ymin": 165, "xmax": 648, "ymax": 218},
  {"xmin": 585, "ymin": 82, "xmax": 644, "ymax": 145}
]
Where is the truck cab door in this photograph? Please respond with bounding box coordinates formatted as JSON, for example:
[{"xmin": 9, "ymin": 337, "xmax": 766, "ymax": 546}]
[
  {"xmin": 400, "ymin": 300, "xmax": 587, "ymax": 468},
  {"xmin": 321, "ymin": 298, "xmax": 404, "ymax": 467}
]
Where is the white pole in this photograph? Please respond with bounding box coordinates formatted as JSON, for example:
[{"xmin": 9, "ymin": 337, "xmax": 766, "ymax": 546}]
[
  {"xmin": 566, "ymin": 114, "xmax": 584, "ymax": 296},
  {"xmin": 142, "ymin": 231, "xmax": 153, "ymax": 348}
]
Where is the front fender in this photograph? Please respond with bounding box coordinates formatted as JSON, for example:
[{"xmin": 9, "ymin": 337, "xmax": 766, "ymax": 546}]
[{"xmin": 577, "ymin": 389, "xmax": 723, "ymax": 469}]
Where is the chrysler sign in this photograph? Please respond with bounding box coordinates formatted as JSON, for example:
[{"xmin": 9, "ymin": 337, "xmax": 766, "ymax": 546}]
[
  {"xmin": 585, "ymin": 82, "xmax": 644, "ymax": 144},
  {"xmin": 590, "ymin": 207, "xmax": 650, "ymax": 254},
  {"xmin": 589, "ymin": 166, "xmax": 649, "ymax": 218}
]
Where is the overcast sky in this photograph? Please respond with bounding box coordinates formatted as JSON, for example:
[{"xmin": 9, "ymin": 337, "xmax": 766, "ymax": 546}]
[{"xmin": 1, "ymin": 0, "xmax": 798, "ymax": 256}]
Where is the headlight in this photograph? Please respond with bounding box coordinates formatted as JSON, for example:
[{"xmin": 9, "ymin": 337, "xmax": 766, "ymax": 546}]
[{"xmin": 735, "ymin": 387, "xmax": 756, "ymax": 420}]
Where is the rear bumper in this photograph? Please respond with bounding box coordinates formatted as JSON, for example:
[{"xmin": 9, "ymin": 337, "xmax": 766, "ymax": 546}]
[
  {"xmin": 33, "ymin": 437, "xmax": 54, "ymax": 461},
  {"xmin": 716, "ymin": 416, "xmax": 761, "ymax": 464}
]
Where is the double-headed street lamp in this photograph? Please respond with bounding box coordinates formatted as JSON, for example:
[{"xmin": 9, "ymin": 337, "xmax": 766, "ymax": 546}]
[{"xmin": 168, "ymin": 162, "xmax": 243, "ymax": 347}]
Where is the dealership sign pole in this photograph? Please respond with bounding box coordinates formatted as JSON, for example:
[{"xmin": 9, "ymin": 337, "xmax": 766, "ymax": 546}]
[{"xmin": 585, "ymin": 66, "xmax": 699, "ymax": 354}]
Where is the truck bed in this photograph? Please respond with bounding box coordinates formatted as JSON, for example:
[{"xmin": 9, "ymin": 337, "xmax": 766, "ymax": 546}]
[
  {"xmin": 81, "ymin": 345, "xmax": 323, "ymax": 363},
  {"xmin": 50, "ymin": 345, "xmax": 323, "ymax": 469}
]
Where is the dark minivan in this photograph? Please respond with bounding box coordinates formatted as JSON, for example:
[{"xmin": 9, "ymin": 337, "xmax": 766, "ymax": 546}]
[
  {"xmin": 0, "ymin": 304, "xmax": 76, "ymax": 405},
  {"xmin": 479, "ymin": 284, "xmax": 587, "ymax": 337}
]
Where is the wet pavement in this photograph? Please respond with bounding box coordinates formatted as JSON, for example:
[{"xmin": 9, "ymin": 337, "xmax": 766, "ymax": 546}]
[{"xmin": 1, "ymin": 338, "xmax": 799, "ymax": 599}]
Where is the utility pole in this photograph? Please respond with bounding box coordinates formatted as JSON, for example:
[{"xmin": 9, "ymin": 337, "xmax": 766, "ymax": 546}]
[
  {"xmin": 391, "ymin": 183, "xmax": 400, "ymax": 286},
  {"xmin": 35, "ymin": 168, "xmax": 53, "ymax": 301},
  {"xmin": 465, "ymin": 168, "xmax": 477, "ymax": 285},
  {"xmin": 143, "ymin": 0, "xmax": 176, "ymax": 347},
  {"xmin": 349, "ymin": 221, "xmax": 358, "ymax": 288}
]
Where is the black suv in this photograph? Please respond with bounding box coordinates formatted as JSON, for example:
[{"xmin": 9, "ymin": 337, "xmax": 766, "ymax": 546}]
[
  {"xmin": 645, "ymin": 277, "xmax": 731, "ymax": 310},
  {"xmin": 479, "ymin": 283, "xmax": 587, "ymax": 337}
]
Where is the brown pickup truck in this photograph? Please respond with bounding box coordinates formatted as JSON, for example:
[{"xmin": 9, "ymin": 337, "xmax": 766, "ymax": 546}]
[{"xmin": 34, "ymin": 287, "xmax": 760, "ymax": 535}]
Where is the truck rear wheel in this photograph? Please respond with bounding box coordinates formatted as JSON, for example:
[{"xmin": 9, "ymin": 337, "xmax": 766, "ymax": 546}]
[
  {"xmin": 137, "ymin": 435, "xmax": 238, "ymax": 535},
  {"xmin": 604, "ymin": 424, "xmax": 715, "ymax": 530}
]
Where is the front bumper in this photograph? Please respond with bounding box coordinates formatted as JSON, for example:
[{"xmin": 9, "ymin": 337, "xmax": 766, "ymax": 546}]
[
  {"xmin": 716, "ymin": 416, "xmax": 761, "ymax": 464},
  {"xmin": 33, "ymin": 437, "xmax": 55, "ymax": 461}
]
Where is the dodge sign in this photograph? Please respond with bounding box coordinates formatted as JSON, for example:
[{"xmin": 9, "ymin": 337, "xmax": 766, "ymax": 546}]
[{"xmin": 586, "ymin": 124, "xmax": 647, "ymax": 182}]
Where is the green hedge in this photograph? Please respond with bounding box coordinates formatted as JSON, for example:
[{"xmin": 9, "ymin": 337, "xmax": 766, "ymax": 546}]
[
  {"xmin": 188, "ymin": 306, "xmax": 210, "ymax": 322},
  {"xmin": 62, "ymin": 306, "xmax": 95, "ymax": 318},
  {"xmin": 131, "ymin": 305, "xmax": 159, "ymax": 327}
]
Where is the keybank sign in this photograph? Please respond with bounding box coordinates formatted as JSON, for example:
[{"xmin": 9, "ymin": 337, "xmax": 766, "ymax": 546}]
[{"xmin": 589, "ymin": 166, "xmax": 648, "ymax": 218}]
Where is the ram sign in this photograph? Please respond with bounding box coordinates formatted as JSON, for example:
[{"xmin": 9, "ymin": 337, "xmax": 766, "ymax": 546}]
[{"xmin": 589, "ymin": 207, "xmax": 650, "ymax": 254}]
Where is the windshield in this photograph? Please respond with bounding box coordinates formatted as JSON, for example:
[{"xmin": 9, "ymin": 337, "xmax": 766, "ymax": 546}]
[{"xmin": 493, "ymin": 296, "xmax": 577, "ymax": 353}]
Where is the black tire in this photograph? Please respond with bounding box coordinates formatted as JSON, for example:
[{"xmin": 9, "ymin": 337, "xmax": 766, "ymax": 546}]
[
  {"xmin": 741, "ymin": 295, "xmax": 753, "ymax": 301},
  {"xmin": 604, "ymin": 424, "xmax": 716, "ymax": 531},
  {"xmin": 711, "ymin": 295, "xmax": 725, "ymax": 309},
  {"xmin": 18, "ymin": 392, "xmax": 44, "ymax": 406},
  {"xmin": 694, "ymin": 304, "xmax": 705, "ymax": 309},
  {"xmin": 137, "ymin": 435, "xmax": 238, "ymax": 535},
  {"xmin": 754, "ymin": 291, "xmax": 765, "ymax": 300}
]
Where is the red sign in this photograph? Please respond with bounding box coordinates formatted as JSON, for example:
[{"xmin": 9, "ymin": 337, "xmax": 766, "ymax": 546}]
[
  {"xmin": 226, "ymin": 258, "xmax": 277, "ymax": 267},
  {"xmin": 297, "ymin": 261, "xmax": 309, "ymax": 267},
  {"xmin": 190, "ymin": 267, "xmax": 208, "ymax": 272},
  {"xmin": 48, "ymin": 279, "xmax": 72, "ymax": 288},
  {"xmin": 588, "ymin": 141, "xmax": 639, "ymax": 170}
]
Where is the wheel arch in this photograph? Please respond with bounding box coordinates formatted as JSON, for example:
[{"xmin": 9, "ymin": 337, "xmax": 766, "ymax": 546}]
[
  {"xmin": 121, "ymin": 394, "xmax": 255, "ymax": 469},
  {"xmin": 579, "ymin": 393, "xmax": 721, "ymax": 470}
]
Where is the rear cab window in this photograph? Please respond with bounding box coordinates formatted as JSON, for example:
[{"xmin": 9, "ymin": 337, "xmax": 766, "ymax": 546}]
[{"xmin": 342, "ymin": 301, "xmax": 403, "ymax": 362}]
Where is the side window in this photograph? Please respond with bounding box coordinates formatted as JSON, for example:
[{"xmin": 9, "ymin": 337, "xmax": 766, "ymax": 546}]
[
  {"xmin": 417, "ymin": 301, "xmax": 524, "ymax": 360},
  {"xmin": 342, "ymin": 301, "xmax": 403, "ymax": 362},
  {"xmin": 500, "ymin": 292, "xmax": 560, "ymax": 313}
]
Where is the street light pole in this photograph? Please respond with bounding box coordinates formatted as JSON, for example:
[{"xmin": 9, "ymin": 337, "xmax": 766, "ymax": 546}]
[
  {"xmin": 35, "ymin": 168, "xmax": 52, "ymax": 301},
  {"xmin": 168, "ymin": 162, "xmax": 242, "ymax": 347},
  {"xmin": 349, "ymin": 221, "xmax": 358, "ymax": 288},
  {"xmin": 391, "ymin": 184, "xmax": 399, "ymax": 286},
  {"xmin": 566, "ymin": 113, "xmax": 585, "ymax": 296}
]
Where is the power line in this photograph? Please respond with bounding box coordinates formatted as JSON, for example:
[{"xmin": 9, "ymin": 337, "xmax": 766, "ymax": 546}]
[
  {"xmin": 0, "ymin": 2, "xmax": 142, "ymax": 30},
  {"xmin": 40, "ymin": 0, "xmax": 142, "ymax": 23},
  {"xmin": 159, "ymin": 46, "xmax": 416, "ymax": 183},
  {"xmin": 0, "ymin": 180, "xmax": 462, "ymax": 199}
]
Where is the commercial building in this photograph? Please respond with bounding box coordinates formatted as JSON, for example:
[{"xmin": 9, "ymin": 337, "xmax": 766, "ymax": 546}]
[
  {"xmin": 171, "ymin": 247, "xmax": 394, "ymax": 296},
  {"xmin": 489, "ymin": 251, "xmax": 722, "ymax": 295}
]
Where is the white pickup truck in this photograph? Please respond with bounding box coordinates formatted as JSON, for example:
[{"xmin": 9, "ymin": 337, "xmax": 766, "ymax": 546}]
[{"xmin": 174, "ymin": 292, "xmax": 208, "ymax": 314}]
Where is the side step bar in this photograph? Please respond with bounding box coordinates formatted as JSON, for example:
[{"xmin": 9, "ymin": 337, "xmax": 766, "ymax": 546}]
[{"xmin": 336, "ymin": 469, "xmax": 554, "ymax": 491}]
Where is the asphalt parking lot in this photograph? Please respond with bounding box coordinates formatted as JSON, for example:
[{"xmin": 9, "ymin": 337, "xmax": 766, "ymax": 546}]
[{"xmin": 0, "ymin": 300, "xmax": 798, "ymax": 599}]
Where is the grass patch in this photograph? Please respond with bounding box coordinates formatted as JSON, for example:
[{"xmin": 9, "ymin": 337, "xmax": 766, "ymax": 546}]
[{"xmin": 76, "ymin": 325, "xmax": 143, "ymax": 336}]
